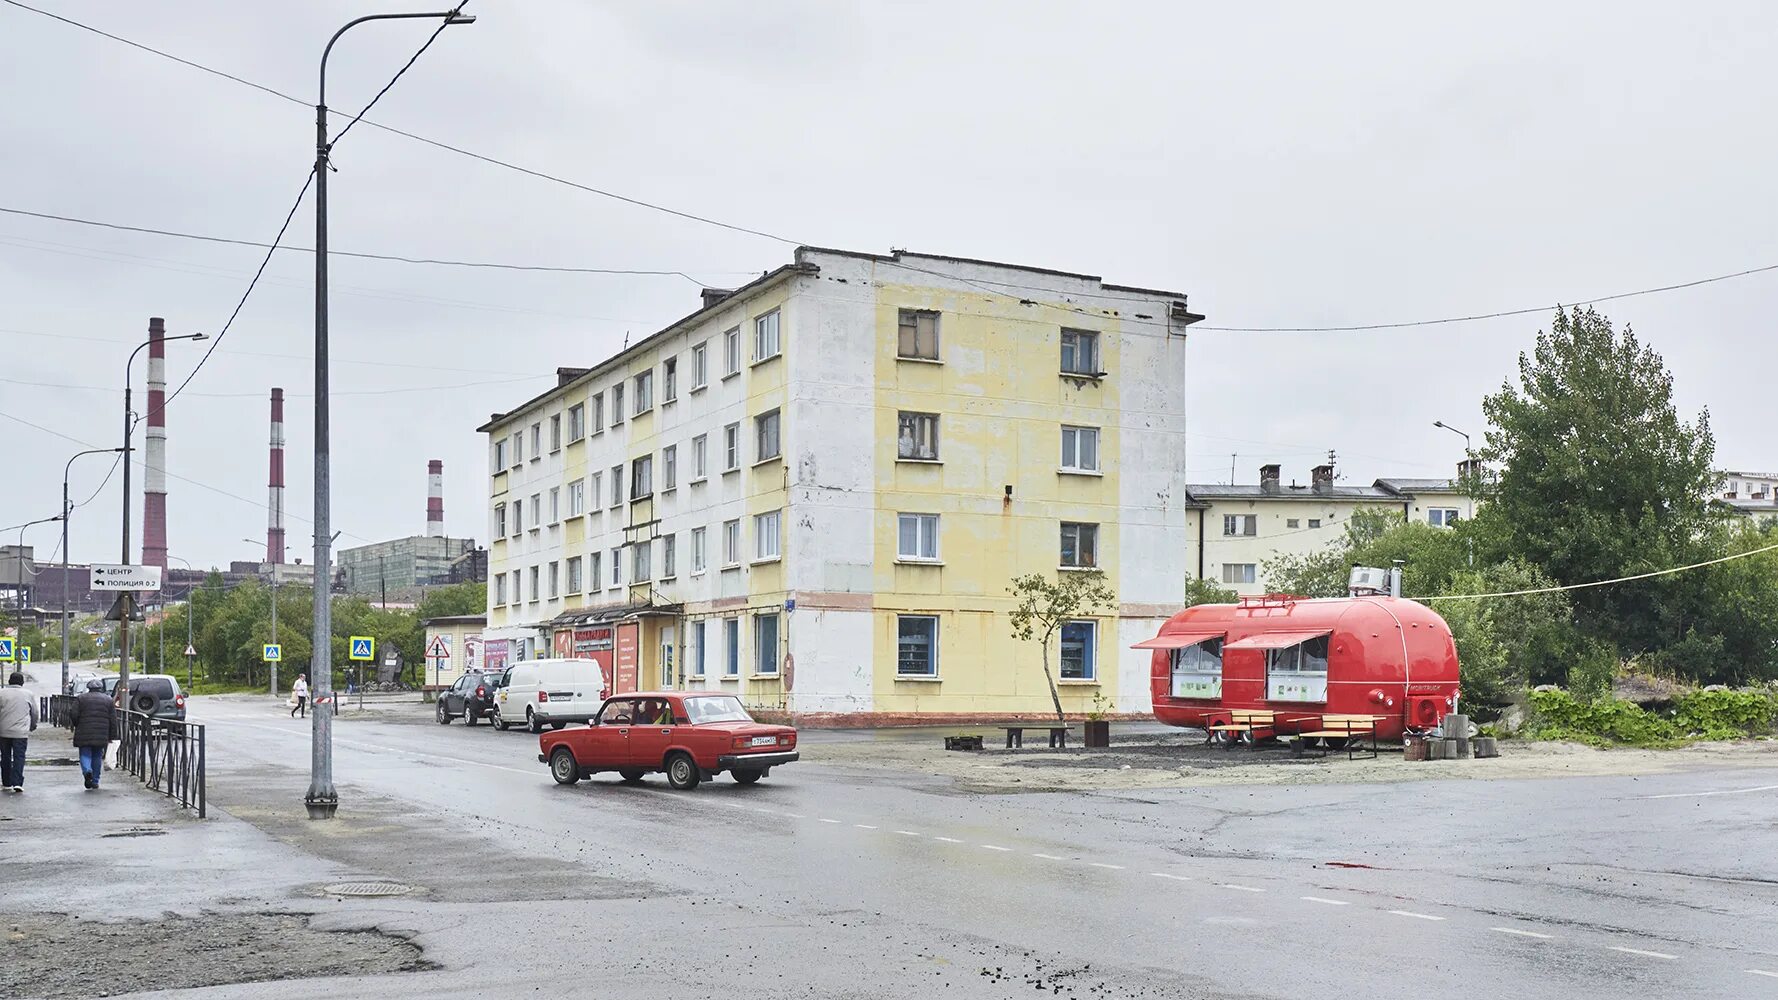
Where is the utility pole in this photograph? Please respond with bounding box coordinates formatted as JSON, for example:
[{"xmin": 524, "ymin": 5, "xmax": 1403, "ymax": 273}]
[
  {"xmin": 64, "ymin": 449, "xmax": 125, "ymax": 695},
  {"xmin": 309, "ymin": 6, "xmax": 474, "ymax": 820},
  {"xmin": 249, "ymin": 540, "xmax": 278, "ymax": 696}
]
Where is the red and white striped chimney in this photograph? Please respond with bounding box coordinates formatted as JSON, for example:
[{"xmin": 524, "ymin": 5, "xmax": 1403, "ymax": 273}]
[
  {"xmin": 267, "ymin": 388, "xmax": 287, "ymax": 564},
  {"xmin": 140, "ymin": 317, "xmax": 169, "ymax": 571},
  {"xmin": 427, "ymin": 459, "xmax": 444, "ymax": 538}
]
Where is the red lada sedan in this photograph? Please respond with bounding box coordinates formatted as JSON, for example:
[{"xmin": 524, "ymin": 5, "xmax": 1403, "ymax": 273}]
[{"xmin": 538, "ymin": 692, "xmax": 798, "ymax": 790}]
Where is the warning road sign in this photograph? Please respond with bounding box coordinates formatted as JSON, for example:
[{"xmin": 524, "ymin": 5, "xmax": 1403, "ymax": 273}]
[
  {"xmin": 426, "ymin": 635, "xmax": 450, "ymax": 659},
  {"xmin": 184, "ymin": 644, "xmax": 197, "ymax": 657},
  {"xmin": 349, "ymin": 636, "xmax": 375, "ymax": 661},
  {"xmin": 262, "ymin": 643, "xmax": 282, "ymax": 662}
]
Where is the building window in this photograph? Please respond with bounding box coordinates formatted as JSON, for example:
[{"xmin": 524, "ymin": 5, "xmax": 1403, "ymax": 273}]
[
  {"xmin": 549, "ymin": 487, "xmax": 560, "ymax": 524},
  {"xmin": 691, "ymin": 434, "xmax": 708, "ymax": 480},
  {"xmin": 1061, "ymin": 425, "xmax": 1099, "ymax": 472},
  {"xmin": 512, "ymin": 432, "xmax": 523, "ymax": 466},
  {"xmin": 609, "ymin": 465, "xmax": 623, "ymax": 508},
  {"xmin": 897, "ymin": 513, "xmax": 939, "ymax": 561},
  {"xmin": 897, "ymin": 308, "xmax": 939, "ymax": 360},
  {"xmin": 662, "ymin": 533, "xmax": 677, "ymax": 578},
  {"xmin": 633, "ymin": 371, "xmax": 653, "ymax": 415},
  {"xmin": 1061, "ymin": 329, "xmax": 1100, "ymax": 376},
  {"xmin": 1308, "ymin": 518, "xmax": 1322, "ymax": 528},
  {"xmin": 550, "ymin": 415, "xmax": 562, "ymax": 452},
  {"xmin": 587, "ymin": 471, "xmax": 602, "ymax": 512},
  {"xmin": 723, "ymin": 618, "xmax": 739, "ymax": 676},
  {"xmin": 691, "ymin": 526, "xmax": 707, "ymax": 573},
  {"xmin": 528, "ymin": 566, "xmax": 540, "ymax": 602},
  {"xmin": 588, "ymin": 551, "xmax": 601, "ymax": 589},
  {"xmin": 568, "ymin": 479, "xmax": 586, "ymax": 517},
  {"xmin": 548, "ymin": 561, "xmax": 560, "ymax": 599},
  {"xmin": 662, "ymin": 445, "xmax": 678, "ymax": 490},
  {"xmin": 531, "ymin": 423, "xmax": 542, "ymax": 458},
  {"xmin": 754, "ymin": 510, "xmax": 781, "ymax": 561},
  {"xmin": 591, "ymin": 393, "xmax": 604, "ymax": 434},
  {"xmin": 566, "ymin": 556, "xmax": 582, "ymax": 594},
  {"xmin": 1222, "ymin": 563, "xmax": 1257, "ymax": 584},
  {"xmin": 1060, "ymin": 621, "xmax": 1096, "ymax": 680},
  {"xmin": 723, "ymin": 327, "xmax": 741, "ymax": 376},
  {"xmin": 692, "ymin": 342, "xmax": 709, "ymax": 389},
  {"xmin": 754, "ymin": 613, "xmax": 780, "ymax": 674},
  {"xmin": 494, "ymin": 573, "xmax": 506, "ymax": 605},
  {"xmin": 610, "ymin": 548, "xmax": 623, "ymax": 587},
  {"xmin": 693, "ymin": 621, "xmax": 707, "ymax": 676},
  {"xmin": 568, "ymin": 404, "xmax": 585, "ymax": 442},
  {"xmin": 723, "ymin": 423, "xmax": 740, "ymax": 471},
  {"xmin": 663, "ymin": 357, "xmax": 677, "ymax": 403},
  {"xmin": 630, "ymin": 455, "xmax": 653, "ymax": 500},
  {"xmin": 529, "ymin": 494, "xmax": 541, "ymax": 530},
  {"xmin": 494, "ymin": 503, "xmax": 507, "ymax": 537},
  {"xmin": 612, "ymin": 383, "xmax": 625, "ymax": 425},
  {"xmin": 1428, "ymin": 508, "xmax": 1461, "ymax": 528},
  {"xmin": 1286, "ymin": 518, "xmax": 1300, "ymax": 529},
  {"xmin": 1223, "ymin": 514, "xmax": 1258, "ymax": 536},
  {"xmin": 753, "ymin": 309, "xmax": 781, "ymax": 362},
  {"xmin": 1060, "ymin": 522, "xmax": 1099, "ymax": 568},
  {"xmin": 897, "ymin": 411, "xmax": 939, "ymax": 461},
  {"xmin": 494, "ymin": 438, "xmax": 508, "ymax": 469},
  {"xmin": 632, "ymin": 541, "xmax": 652, "ymax": 581},
  {"xmin": 755, "ymin": 409, "xmax": 781, "ymax": 462},
  {"xmin": 722, "ymin": 519, "xmax": 741, "ymax": 567},
  {"xmin": 897, "ymin": 615, "xmax": 938, "ymax": 676},
  {"xmin": 512, "ymin": 501, "xmax": 523, "ymax": 536}
]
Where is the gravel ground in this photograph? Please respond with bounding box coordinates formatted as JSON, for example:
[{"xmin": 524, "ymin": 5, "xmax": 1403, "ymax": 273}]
[{"xmin": 0, "ymin": 912, "xmax": 430, "ymax": 998}]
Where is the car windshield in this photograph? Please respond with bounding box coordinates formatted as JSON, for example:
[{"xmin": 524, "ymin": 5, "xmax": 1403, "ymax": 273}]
[{"xmin": 683, "ymin": 696, "xmax": 753, "ymax": 724}]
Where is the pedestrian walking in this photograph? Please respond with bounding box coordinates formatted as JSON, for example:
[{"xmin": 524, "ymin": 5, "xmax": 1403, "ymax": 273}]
[
  {"xmin": 290, "ymin": 674, "xmax": 309, "ymax": 719},
  {"xmin": 0, "ymin": 671, "xmax": 39, "ymax": 793},
  {"xmin": 71, "ymin": 678, "xmax": 117, "ymax": 790}
]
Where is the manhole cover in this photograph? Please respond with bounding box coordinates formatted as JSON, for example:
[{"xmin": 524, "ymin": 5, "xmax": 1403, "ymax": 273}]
[{"xmin": 322, "ymin": 881, "xmax": 414, "ymax": 898}]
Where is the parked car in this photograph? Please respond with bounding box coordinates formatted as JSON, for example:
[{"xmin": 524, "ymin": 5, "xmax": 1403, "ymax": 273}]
[
  {"xmin": 435, "ymin": 670, "xmax": 505, "ymax": 726},
  {"xmin": 498, "ymin": 658, "xmax": 608, "ymax": 733},
  {"xmin": 117, "ymin": 674, "xmax": 186, "ymax": 721},
  {"xmin": 538, "ymin": 692, "xmax": 798, "ymax": 790}
]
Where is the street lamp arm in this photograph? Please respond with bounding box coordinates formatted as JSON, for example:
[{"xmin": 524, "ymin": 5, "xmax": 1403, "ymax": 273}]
[{"xmin": 320, "ymin": 9, "xmax": 469, "ymax": 109}]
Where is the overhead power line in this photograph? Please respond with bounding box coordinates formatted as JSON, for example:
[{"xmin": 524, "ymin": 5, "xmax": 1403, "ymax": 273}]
[{"xmin": 1414, "ymin": 541, "xmax": 1778, "ymax": 602}]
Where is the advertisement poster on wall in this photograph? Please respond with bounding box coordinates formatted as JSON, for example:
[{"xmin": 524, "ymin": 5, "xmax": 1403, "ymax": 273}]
[
  {"xmin": 574, "ymin": 627, "xmax": 615, "ymax": 699},
  {"xmin": 614, "ymin": 622, "xmax": 639, "ymax": 694},
  {"xmin": 552, "ymin": 628, "xmax": 573, "ymax": 658},
  {"xmin": 484, "ymin": 638, "xmax": 509, "ymax": 671},
  {"xmin": 464, "ymin": 634, "xmax": 482, "ymax": 674}
]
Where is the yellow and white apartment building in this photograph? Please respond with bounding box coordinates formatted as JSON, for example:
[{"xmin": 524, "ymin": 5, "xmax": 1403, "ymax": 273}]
[{"xmin": 480, "ymin": 247, "xmax": 1203, "ymax": 724}]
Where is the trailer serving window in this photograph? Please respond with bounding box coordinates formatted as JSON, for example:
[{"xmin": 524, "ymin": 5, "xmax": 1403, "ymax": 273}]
[
  {"xmin": 1132, "ymin": 630, "xmax": 1226, "ymax": 699},
  {"xmin": 1226, "ymin": 629, "xmax": 1332, "ymax": 702}
]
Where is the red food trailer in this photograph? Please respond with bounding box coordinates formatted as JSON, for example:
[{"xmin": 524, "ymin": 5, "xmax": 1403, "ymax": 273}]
[{"xmin": 1136, "ymin": 594, "xmax": 1460, "ymax": 743}]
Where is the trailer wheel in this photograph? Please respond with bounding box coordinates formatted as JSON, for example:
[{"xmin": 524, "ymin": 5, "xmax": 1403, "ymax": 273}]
[
  {"xmin": 1212, "ymin": 729, "xmax": 1239, "ymax": 749},
  {"xmin": 1323, "ymin": 737, "xmax": 1349, "ymax": 752}
]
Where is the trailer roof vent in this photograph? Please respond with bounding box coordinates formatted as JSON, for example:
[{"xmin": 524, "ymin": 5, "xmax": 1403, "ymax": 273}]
[{"xmin": 1348, "ymin": 566, "xmax": 1391, "ymax": 596}]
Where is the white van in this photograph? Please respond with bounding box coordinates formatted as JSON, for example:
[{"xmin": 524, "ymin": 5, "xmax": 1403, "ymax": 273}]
[{"xmin": 495, "ymin": 658, "xmax": 608, "ymax": 732}]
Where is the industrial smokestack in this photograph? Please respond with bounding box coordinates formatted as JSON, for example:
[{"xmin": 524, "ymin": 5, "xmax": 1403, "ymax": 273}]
[
  {"xmin": 141, "ymin": 318, "xmax": 169, "ymax": 571},
  {"xmin": 268, "ymin": 388, "xmax": 287, "ymax": 564},
  {"xmin": 427, "ymin": 459, "xmax": 444, "ymax": 538}
]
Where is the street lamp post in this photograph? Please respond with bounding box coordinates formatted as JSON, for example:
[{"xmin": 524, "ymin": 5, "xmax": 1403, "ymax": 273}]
[
  {"xmin": 13, "ymin": 516, "xmax": 62, "ymax": 673},
  {"xmin": 169, "ymin": 556, "xmax": 196, "ymax": 691},
  {"xmin": 63, "ymin": 448, "xmax": 128, "ymax": 696},
  {"xmin": 309, "ymin": 6, "xmax": 474, "ymax": 820},
  {"xmin": 119, "ymin": 325, "xmax": 207, "ymax": 698},
  {"xmin": 1432, "ymin": 420, "xmax": 1472, "ymax": 456}
]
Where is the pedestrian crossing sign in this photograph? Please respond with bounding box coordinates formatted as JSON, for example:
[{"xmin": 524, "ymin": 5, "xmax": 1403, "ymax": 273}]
[
  {"xmin": 0, "ymin": 638, "xmax": 13, "ymax": 662},
  {"xmin": 349, "ymin": 636, "xmax": 375, "ymax": 662},
  {"xmin": 263, "ymin": 643, "xmax": 282, "ymax": 661},
  {"xmin": 18, "ymin": 646, "xmax": 29, "ymax": 663}
]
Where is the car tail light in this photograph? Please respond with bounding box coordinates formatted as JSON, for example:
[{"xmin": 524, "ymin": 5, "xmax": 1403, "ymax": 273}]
[
  {"xmin": 476, "ymin": 686, "xmax": 486, "ymax": 698},
  {"xmin": 538, "ymin": 691, "xmax": 549, "ymax": 702},
  {"xmin": 733, "ymin": 736, "xmax": 750, "ymax": 750},
  {"xmin": 175, "ymin": 694, "xmax": 186, "ymax": 709},
  {"xmin": 780, "ymin": 734, "xmax": 794, "ymax": 746}
]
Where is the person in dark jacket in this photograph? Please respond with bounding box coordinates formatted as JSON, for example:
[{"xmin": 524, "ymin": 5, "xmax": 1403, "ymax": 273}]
[{"xmin": 71, "ymin": 679, "xmax": 117, "ymax": 790}]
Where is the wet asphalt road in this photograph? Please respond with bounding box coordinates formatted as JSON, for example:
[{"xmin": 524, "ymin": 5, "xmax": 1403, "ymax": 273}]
[{"xmin": 191, "ymin": 697, "xmax": 1778, "ymax": 999}]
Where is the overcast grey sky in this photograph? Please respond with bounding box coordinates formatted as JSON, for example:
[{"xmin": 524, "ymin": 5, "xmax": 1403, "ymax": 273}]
[{"xmin": 2, "ymin": 1, "xmax": 1772, "ymax": 570}]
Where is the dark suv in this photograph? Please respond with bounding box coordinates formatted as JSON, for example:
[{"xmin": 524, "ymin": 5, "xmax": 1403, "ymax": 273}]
[
  {"xmin": 435, "ymin": 669, "xmax": 504, "ymax": 726},
  {"xmin": 118, "ymin": 674, "xmax": 186, "ymax": 721}
]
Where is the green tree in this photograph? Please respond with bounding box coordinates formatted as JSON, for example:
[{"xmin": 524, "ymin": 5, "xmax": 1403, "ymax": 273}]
[
  {"xmin": 1432, "ymin": 560, "xmax": 1577, "ymax": 711},
  {"xmin": 1476, "ymin": 307, "xmax": 1720, "ymax": 654},
  {"xmin": 1183, "ymin": 577, "xmax": 1238, "ymax": 607},
  {"xmin": 1008, "ymin": 570, "xmax": 1116, "ymax": 722}
]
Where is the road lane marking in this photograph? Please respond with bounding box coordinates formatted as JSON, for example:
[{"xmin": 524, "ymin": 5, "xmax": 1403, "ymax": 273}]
[
  {"xmin": 1747, "ymin": 969, "xmax": 1778, "ymax": 979},
  {"xmin": 894, "ymin": 830, "xmax": 922, "ymax": 837},
  {"xmin": 1150, "ymin": 873, "xmax": 1191, "ymax": 881},
  {"xmin": 1641, "ymin": 783, "xmax": 1778, "ymax": 800},
  {"xmin": 1388, "ymin": 910, "xmax": 1445, "ymax": 921},
  {"xmin": 817, "ymin": 818, "xmax": 842, "ymax": 824},
  {"xmin": 1218, "ymin": 884, "xmax": 1265, "ymax": 893},
  {"xmin": 1088, "ymin": 862, "xmax": 1125, "ymax": 870},
  {"xmin": 981, "ymin": 844, "xmax": 1013, "ymax": 852},
  {"xmin": 934, "ymin": 836, "xmax": 963, "ymax": 843},
  {"xmin": 1301, "ymin": 896, "xmax": 1351, "ymax": 906},
  {"xmin": 1033, "ymin": 853, "xmax": 1067, "ymax": 861},
  {"xmin": 1491, "ymin": 927, "xmax": 1554, "ymax": 939},
  {"xmin": 854, "ymin": 824, "xmax": 878, "ymax": 830},
  {"xmin": 782, "ymin": 812, "xmax": 805, "ymax": 819},
  {"xmin": 1610, "ymin": 947, "xmax": 1676, "ymax": 960}
]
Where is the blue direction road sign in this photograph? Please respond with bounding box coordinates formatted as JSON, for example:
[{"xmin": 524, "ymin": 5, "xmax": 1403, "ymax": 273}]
[
  {"xmin": 349, "ymin": 636, "xmax": 375, "ymax": 662},
  {"xmin": 262, "ymin": 643, "xmax": 282, "ymax": 662},
  {"xmin": 0, "ymin": 638, "xmax": 13, "ymax": 662}
]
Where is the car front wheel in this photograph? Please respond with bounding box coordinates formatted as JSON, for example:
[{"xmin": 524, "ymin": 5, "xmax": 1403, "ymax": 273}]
[
  {"xmin": 550, "ymin": 748, "xmax": 580, "ymax": 785},
  {"xmin": 436, "ymin": 701, "xmax": 451, "ymax": 725},
  {"xmin": 732, "ymin": 769, "xmax": 762, "ymax": 785},
  {"xmin": 665, "ymin": 752, "xmax": 700, "ymax": 790}
]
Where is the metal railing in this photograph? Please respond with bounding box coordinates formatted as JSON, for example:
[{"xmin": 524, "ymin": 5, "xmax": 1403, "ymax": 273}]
[{"xmin": 115, "ymin": 709, "xmax": 206, "ymax": 818}]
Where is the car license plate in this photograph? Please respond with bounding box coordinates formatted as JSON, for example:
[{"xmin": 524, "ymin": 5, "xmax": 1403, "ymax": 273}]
[{"xmin": 749, "ymin": 736, "xmax": 777, "ymax": 747}]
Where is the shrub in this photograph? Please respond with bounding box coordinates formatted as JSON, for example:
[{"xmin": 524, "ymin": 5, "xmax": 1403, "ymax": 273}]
[
  {"xmin": 1523, "ymin": 687, "xmax": 1778, "ymax": 746},
  {"xmin": 1672, "ymin": 688, "xmax": 1778, "ymax": 740}
]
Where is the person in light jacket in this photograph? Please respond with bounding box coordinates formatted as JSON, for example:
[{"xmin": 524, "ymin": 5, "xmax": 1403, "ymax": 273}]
[
  {"xmin": 0, "ymin": 671, "xmax": 40, "ymax": 793},
  {"xmin": 71, "ymin": 678, "xmax": 118, "ymax": 790},
  {"xmin": 290, "ymin": 674, "xmax": 309, "ymax": 718}
]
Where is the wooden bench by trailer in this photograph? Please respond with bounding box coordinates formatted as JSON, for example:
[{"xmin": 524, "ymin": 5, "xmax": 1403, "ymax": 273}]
[
  {"xmin": 1204, "ymin": 709, "xmax": 1285, "ymax": 748},
  {"xmin": 999, "ymin": 725, "xmax": 1071, "ymax": 750},
  {"xmin": 1288, "ymin": 714, "xmax": 1382, "ymax": 759}
]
